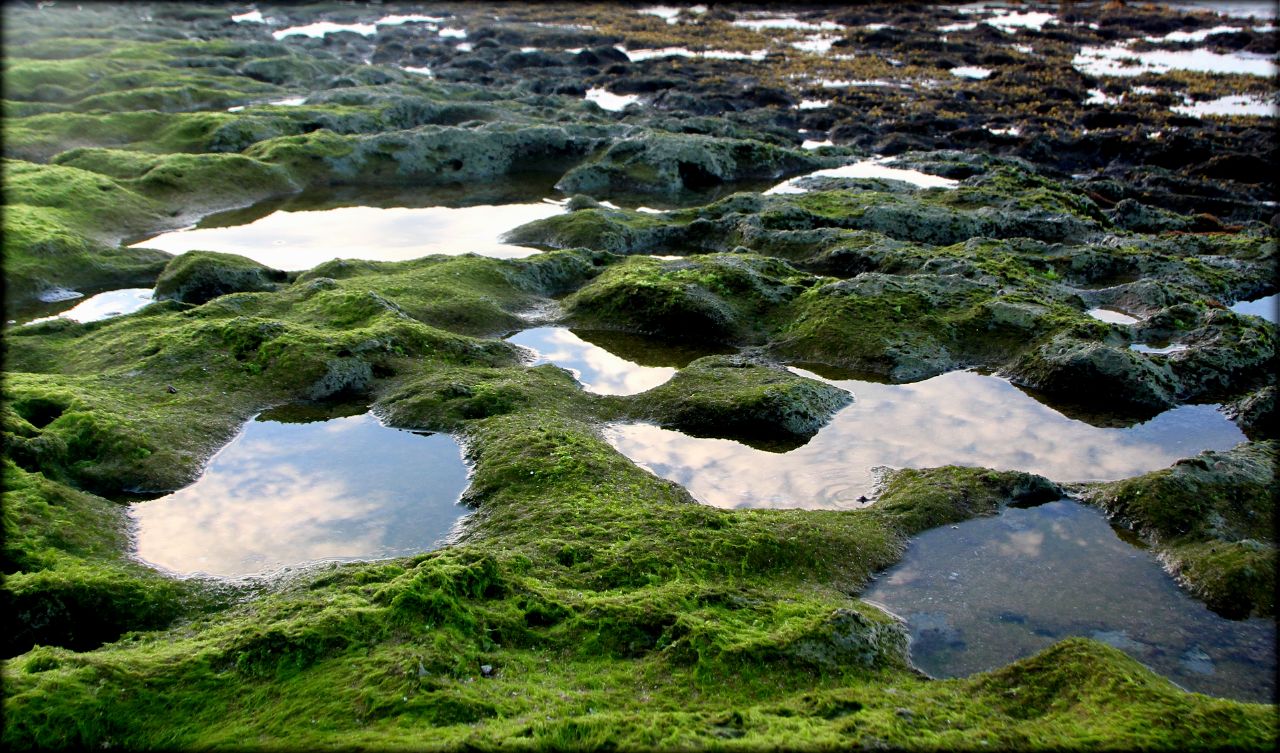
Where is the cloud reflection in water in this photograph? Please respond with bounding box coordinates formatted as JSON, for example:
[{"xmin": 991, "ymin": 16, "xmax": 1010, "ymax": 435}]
[
  {"xmin": 506, "ymin": 327, "xmax": 677, "ymax": 395},
  {"xmin": 604, "ymin": 370, "xmax": 1246, "ymax": 509},
  {"xmin": 863, "ymin": 500, "xmax": 1275, "ymax": 703},
  {"xmin": 130, "ymin": 413, "xmax": 470, "ymax": 577},
  {"xmin": 130, "ymin": 203, "xmax": 563, "ymax": 270}
]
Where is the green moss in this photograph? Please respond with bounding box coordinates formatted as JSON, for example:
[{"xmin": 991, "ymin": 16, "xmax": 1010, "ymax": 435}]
[
  {"xmin": 625, "ymin": 354, "xmax": 852, "ymax": 447},
  {"xmin": 153, "ymin": 251, "xmax": 289, "ymax": 305},
  {"xmin": 565, "ymin": 253, "xmax": 811, "ymax": 342}
]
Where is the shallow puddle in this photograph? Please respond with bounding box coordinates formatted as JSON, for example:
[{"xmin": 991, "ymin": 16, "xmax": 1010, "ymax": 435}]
[
  {"xmin": 1230, "ymin": 293, "xmax": 1278, "ymax": 323},
  {"xmin": 506, "ymin": 326, "xmax": 728, "ymax": 395},
  {"xmin": 1086, "ymin": 307, "xmax": 1140, "ymax": 325},
  {"xmin": 130, "ymin": 409, "xmax": 470, "ymax": 578},
  {"xmin": 950, "ymin": 66, "xmax": 992, "ymax": 79},
  {"xmin": 585, "ymin": 87, "xmax": 640, "ymax": 111},
  {"xmin": 765, "ymin": 157, "xmax": 959, "ymax": 194},
  {"xmin": 22, "ymin": 288, "xmax": 154, "ymax": 326},
  {"xmin": 621, "ymin": 46, "xmax": 769, "ymax": 62},
  {"xmin": 1172, "ymin": 94, "xmax": 1276, "ymax": 118},
  {"xmin": 129, "ymin": 184, "xmax": 564, "ymax": 270},
  {"xmin": 1074, "ymin": 44, "xmax": 1277, "ymax": 77},
  {"xmin": 1131, "ymin": 342, "xmax": 1189, "ymax": 355},
  {"xmin": 862, "ymin": 500, "xmax": 1276, "ymax": 703},
  {"xmin": 730, "ymin": 15, "xmax": 842, "ymax": 32},
  {"xmin": 604, "ymin": 369, "xmax": 1245, "ymax": 509}
]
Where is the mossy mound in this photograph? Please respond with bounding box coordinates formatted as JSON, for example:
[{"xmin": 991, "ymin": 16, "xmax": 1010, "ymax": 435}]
[
  {"xmin": 153, "ymin": 251, "xmax": 290, "ymax": 305},
  {"xmin": 627, "ymin": 355, "xmax": 852, "ymax": 447},
  {"xmin": 564, "ymin": 253, "xmax": 813, "ymax": 342},
  {"xmin": 555, "ymin": 131, "xmax": 827, "ymax": 197}
]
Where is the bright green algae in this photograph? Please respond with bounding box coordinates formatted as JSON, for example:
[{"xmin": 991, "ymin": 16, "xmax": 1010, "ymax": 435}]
[{"xmin": 3, "ymin": 1, "xmax": 1277, "ymax": 749}]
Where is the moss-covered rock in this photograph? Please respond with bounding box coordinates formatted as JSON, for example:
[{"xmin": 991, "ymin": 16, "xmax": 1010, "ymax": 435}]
[
  {"xmin": 627, "ymin": 354, "xmax": 852, "ymax": 446},
  {"xmin": 1007, "ymin": 334, "xmax": 1182, "ymax": 412},
  {"xmin": 153, "ymin": 251, "xmax": 289, "ymax": 305},
  {"xmin": 564, "ymin": 254, "xmax": 812, "ymax": 342},
  {"xmin": 555, "ymin": 131, "xmax": 826, "ymax": 197}
]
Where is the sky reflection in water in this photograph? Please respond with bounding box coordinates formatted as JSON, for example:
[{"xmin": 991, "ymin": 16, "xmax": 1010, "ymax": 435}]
[
  {"xmin": 130, "ymin": 413, "xmax": 470, "ymax": 578},
  {"xmin": 507, "ymin": 327, "xmax": 677, "ymax": 395},
  {"xmin": 863, "ymin": 500, "xmax": 1275, "ymax": 703},
  {"xmin": 605, "ymin": 370, "xmax": 1246, "ymax": 509},
  {"xmin": 1230, "ymin": 293, "xmax": 1278, "ymax": 324},
  {"xmin": 130, "ymin": 203, "xmax": 563, "ymax": 270}
]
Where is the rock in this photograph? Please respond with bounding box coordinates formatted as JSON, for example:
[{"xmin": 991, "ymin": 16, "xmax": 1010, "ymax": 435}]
[
  {"xmin": 555, "ymin": 131, "xmax": 824, "ymax": 197},
  {"xmin": 1226, "ymin": 386, "xmax": 1277, "ymax": 440},
  {"xmin": 1106, "ymin": 198, "xmax": 1193, "ymax": 233},
  {"xmin": 631, "ymin": 355, "xmax": 853, "ymax": 446},
  {"xmin": 306, "ymin": 358, "xmax": 373, "ymax": 401},
  {"xmin": 1007, "ymin": 335, "xmax": 1180, "ymax": 412},
  {"xmin": 153, "ymin": 251, "xmax": 288, "ymax": 305},
  {"xmin": 778, "ymin": 608, "xmax": 910, "ymax": 671}
]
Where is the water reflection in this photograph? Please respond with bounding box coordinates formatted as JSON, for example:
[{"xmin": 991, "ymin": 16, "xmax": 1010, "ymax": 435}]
[
  {"xmin": 765, "ymin": 156, "xmax": 959, "ymax": 194},
  {"xmin": 863, "ymin": 500, "xmax": 1276, "ymax": 703},
  {"xmin": 506, "ymin": 326, "xmax": 729, "ymax": 395},
  {"xmin": 22, "ymin": 288, "xmax": 154, "ymax": 326},
  {"xmin": 604, "ymin": 370, "xmax": 1245, "ymax": 509},
  {"xmin": 1172, "ymin": 94, "xmax": 1277, "ymax": 118},
  {"xmin": 585, "ymin": 88, "xmax": 640, "ymax": 112},
  {"xmin": 1086, "ymin": 307, "xmax": 1140, "ymax": 325},
  {"xmin": 1231, "ymin": 293, "xmax": 1278, "ymax": 323},
  {"xmin": 1074, "ymin": 44, "xmax": 1277, "ymax": 77},
  {"xmin": 129, "ymin": 184, "xmax": 565, "ymax": 270},
  {"xmin": 130, "ymin": 411, "xmax": 470, "ymax": 578}
]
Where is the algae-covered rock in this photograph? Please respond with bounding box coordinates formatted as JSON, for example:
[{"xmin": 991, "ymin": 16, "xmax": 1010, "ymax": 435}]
[
  {"xmin": 1082, "ymin": 441, "xmax": 1275, "ymax": 618},
  {"xmin": 153, "ymin": 251, "xmax": 289, "ymax": 305},
  {"xmin": 1007, "ymin": 334, "xmax": 1180, "ymax": 412},
  {"xmin": 565, "ymin": 254, "xmax": 810, "ymax": 343},
  {"xmin": 306, "ymin": 357, "xmax": 373, "ymax": 401},
  {"xmin": 779, "ymin": 607, "xmax": 910, "ymax": 671},
  {"xmin": 1226, "ymin": 385, "xmax": 1276, "ymax": 439},
  {"xmin": 555, "ymin": 131, "xmax": 825, "ymax": 197},
  {"xmin": 630, "ymin": 355, "xmax": 852, "ymax": 446}
]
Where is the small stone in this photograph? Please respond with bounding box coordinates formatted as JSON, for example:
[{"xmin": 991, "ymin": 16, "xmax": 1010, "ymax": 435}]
[
  {"xmin": 417, "ymin": 661, "xmax": 428, "ymax": 678},
  {"xmin": 166, "ymin": 385, "xmax": 178, "ymax": 393},
  {"xmin": 895, "ymin": 707, "xmax": 913, "ymax": 719}
]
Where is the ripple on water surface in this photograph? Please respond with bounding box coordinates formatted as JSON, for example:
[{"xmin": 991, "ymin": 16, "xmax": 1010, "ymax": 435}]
[
  {"xmin": 128, "ymin": 184, "xmax": 566, "ymax": 270},
  {"xmin": 605, "ymin": 369, "xmax": 1246, "ymax": 509},
  {"xmin": 862, "ymin": 500, "xmax": 1275, "ymax": 703},
  {"xmin": 130, "ymin": 407, "xmax": 470, "ymax": 578}
]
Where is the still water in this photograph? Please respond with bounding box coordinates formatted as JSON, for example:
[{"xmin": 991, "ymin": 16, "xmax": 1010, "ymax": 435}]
[
  {"xmin": 605, "ymin": 369, "xmax": 1246, "ymax": 509},
  {"xmin": 129, "ymin": 184, "xmax": 566, "ymax": 270},
  {"xmin": 1231, "ymin": 293, "xmax": 1278, "ymax": 324},
  {"xmin": 130, "ymin": 408, "xmax": 470, "ymax": 578},
  {"xmin": 505, "ymin": 326, "xmax": 730, "ymax": 395},
  {"xmin": 862, "ymin": 500, "xmax": 1275, "ymax": 703}
]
